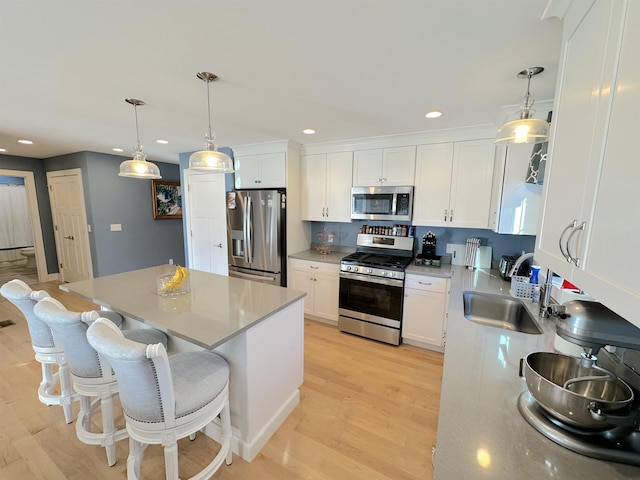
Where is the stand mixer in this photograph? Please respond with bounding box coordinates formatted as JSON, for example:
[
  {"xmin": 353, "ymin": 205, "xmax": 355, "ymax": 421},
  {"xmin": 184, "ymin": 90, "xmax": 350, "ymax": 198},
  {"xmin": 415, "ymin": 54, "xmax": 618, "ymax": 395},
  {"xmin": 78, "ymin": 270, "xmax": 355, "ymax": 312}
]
[{"xmin": 518, "ymin": 300, "xmax": 640, "ymax": 466}]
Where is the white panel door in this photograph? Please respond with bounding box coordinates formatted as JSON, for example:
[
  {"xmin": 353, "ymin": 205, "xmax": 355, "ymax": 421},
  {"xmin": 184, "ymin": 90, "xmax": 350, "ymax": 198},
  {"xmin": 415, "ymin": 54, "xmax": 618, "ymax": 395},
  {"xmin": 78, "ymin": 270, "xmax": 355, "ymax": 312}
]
[
  {"xmin": 535, "ymin": 0, "xmax": 622, "ymax": 279},
  {"xmin": 325, "ymin": 151, "xmax": 353, "ymax": 222},
  {"xmin": 47, "ymin": 169, "xmax": 92, "ymax": 282},
  {"xmin": 573, "ymin": 1, "xmax": 640, "ymax": 322},
  {"xmin": 449, "ymin": 140, "xmax": 495, "ymax": 228},
  {"xmin": 257, "ymin": 152, "xmax": 286, "ymax": 188},
  {"xmin": 382, "ymin": 146, "xmax": 416, "ymax": 186},
  {"xmin": 413, "ymin": 143, "xmax": 454, "ymax": 227},
  {"xmin": 301, "ymin": 154, "xmax": 327, "ymax": 221},
  {"xmin": 352, "ymin": 149, "xmax": 384, "ymax": 186},
  {"xmin": 184, "ymin": 171, "xmax": 228, "ymax": 275}
]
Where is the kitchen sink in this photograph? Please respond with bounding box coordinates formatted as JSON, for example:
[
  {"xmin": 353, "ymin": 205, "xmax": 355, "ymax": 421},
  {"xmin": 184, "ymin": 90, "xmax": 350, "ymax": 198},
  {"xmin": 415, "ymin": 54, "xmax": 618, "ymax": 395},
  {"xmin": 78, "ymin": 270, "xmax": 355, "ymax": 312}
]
[{"xmin": 462, "ymin": 291, "xmax": 542, "ymax": 334}]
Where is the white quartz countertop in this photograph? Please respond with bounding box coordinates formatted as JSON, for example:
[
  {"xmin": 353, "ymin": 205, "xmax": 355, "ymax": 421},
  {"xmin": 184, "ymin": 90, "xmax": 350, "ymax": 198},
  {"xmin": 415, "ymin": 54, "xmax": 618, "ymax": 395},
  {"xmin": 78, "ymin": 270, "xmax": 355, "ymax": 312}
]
[
  {"xmin": 60, "ymin": 265, "xmax": 306, "ymax": 350},
  {"xmin": 434, "ymin": 266, "xmax": 640, "ymax": 479}
]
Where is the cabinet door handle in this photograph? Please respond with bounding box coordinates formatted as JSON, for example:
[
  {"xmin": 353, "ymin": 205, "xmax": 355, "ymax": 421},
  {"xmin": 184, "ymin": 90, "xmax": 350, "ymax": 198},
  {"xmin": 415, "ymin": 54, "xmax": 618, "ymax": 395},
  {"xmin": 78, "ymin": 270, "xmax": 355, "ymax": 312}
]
[
  {"xmin": 444, "ymin": 209, "xmax": 448, "ymax": 221},
  {"xmin": 559, "ymin": 220, "xmax": 577, "ymax": 262},
  {"xmin": 64, "ymin": 235, "xmax": 74, "ymax": 240},
  {"xmin": 449, "ymin": 210, "xmax": 453, "ymax": 222},
  {"xmin": 215, "ymin": 243, "xmax": 223, "ymax": 248},
  {"xmin": 566, "ymin": 221, "xmax": 586, "ymax": 267},
  {"xmin": 325, "ymin": 207, "xmax": 328, "ymax": 217}
]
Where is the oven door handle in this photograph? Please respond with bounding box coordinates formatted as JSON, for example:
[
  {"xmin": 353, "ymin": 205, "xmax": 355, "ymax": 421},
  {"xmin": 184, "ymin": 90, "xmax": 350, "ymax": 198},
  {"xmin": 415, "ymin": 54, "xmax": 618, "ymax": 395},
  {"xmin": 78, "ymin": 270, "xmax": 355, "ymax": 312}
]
[{"xmin": 339, "ymin": 272, "xmax": 403, "ymax": 287}]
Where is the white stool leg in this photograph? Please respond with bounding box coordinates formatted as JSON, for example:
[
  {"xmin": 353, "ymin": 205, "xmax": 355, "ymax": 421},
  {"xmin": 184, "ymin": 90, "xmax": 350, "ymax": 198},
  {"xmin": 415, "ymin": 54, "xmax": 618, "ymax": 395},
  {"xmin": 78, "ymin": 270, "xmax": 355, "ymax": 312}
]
[
  {"xmin": 41, "ymin": 362, "xmax": 56, "ymax": 396},
  {"xmin": 127, "ymin": 438, "xmax": 146, "ymax": 480},
  {"xmin": 100, "ymin": 392, "xmax": 117, "ymax": 467},
  {"xmin": 77, "ymin": 395, "xmax": 92, "ymax": 432},
  {"xmin": 163, "ymin": 442, "xmax": 179, "ymax": 480},
  {"xmin": 221, "ymin": 401, "xmax": 233, "ymax": 465},
  {"xmin": 57, "ymin": 360, "xmax": 74, "ymax": 424}
]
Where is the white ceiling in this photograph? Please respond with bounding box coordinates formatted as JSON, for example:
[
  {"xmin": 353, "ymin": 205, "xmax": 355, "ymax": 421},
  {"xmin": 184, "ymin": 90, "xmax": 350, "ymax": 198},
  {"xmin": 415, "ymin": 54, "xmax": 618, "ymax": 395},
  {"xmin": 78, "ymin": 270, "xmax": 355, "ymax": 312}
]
[{"xmin": 0, "ymin": 1, "xmax": 562, "ymax": 164}]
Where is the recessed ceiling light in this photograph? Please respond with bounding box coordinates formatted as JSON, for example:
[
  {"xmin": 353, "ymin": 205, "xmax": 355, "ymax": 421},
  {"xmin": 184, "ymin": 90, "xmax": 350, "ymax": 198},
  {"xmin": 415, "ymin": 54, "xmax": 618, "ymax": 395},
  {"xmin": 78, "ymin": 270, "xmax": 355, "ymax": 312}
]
[
  {"xmin": 112, "ymin": 147, "xmax": 124, "ymax": 152},
  {"xmin": 18, "ymin": 139, "xmax": 33, "ymax": 144},
  {"xmin": 0, "ymin": 148, "xmax": 6, "ymax": 152},
  {"xmin": 302, "ymin": 128, "xmax": 316, "ymax": 134},
  {"xmin": 156, "ymin": 139, "xmax": 169, "ymax": 144},
  {"xmin": 425, "ymin": 111, "xmax": 443, "ymax": 119}
]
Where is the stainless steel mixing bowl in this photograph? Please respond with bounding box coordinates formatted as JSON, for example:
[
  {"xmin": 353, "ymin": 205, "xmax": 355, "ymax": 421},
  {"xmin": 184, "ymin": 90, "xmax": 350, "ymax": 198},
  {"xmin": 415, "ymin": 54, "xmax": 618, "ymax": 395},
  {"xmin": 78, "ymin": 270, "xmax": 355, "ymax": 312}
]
[{"xmin": 521, "ymin": 351, "xmax": 635, "ymax": 430}]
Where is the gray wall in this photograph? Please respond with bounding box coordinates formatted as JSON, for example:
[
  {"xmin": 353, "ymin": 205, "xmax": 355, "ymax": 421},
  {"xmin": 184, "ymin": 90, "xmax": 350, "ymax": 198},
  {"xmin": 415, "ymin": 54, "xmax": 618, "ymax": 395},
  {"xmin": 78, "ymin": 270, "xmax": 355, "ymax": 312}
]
[
  {"xmin": 46, "ymin": 151, "xmax": 184, "ymax": 276},
  {"xmin": 0, "ymin": 155, "xmax": 57, "ymax": 273},
  {"xmin": 2, "ymin": 151, "xmax": 185, "ymax": 278},
  {"xmin": 311, "ymin": 221, "xmax": 535, "ymax": 263}
]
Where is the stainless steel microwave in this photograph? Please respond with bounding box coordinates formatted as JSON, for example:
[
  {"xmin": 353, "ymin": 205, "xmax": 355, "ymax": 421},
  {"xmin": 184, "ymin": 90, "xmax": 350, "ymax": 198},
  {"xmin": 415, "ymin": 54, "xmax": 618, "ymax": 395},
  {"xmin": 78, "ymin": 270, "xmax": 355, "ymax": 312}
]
[{"xmin": 351, "ymin": 186, "xmax": 413, "ymax": 221}]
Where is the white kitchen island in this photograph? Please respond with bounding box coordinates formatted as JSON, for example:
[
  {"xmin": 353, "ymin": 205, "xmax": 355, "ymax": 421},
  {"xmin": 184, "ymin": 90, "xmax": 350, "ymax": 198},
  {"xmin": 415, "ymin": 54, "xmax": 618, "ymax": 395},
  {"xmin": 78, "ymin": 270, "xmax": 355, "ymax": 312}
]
[{"xmin": 60, "ymin": 265, "xmax": 306, "ymax": 462}]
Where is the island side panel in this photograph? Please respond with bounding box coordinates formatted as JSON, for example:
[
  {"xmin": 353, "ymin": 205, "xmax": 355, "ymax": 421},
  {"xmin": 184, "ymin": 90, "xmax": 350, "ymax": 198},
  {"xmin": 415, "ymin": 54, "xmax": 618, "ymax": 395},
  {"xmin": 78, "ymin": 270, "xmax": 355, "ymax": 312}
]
[{"xmin": 212, "ymin": 299, "xmax": 304, "ymax": 462}]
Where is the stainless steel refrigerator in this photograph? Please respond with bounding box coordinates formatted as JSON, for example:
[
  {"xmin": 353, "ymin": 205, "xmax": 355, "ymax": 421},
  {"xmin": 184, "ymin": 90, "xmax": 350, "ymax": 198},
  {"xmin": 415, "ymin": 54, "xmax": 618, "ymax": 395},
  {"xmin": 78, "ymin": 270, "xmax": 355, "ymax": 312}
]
[{"xmin": 227, "ymin": 189, "xmax": 287, "ymax": 286}]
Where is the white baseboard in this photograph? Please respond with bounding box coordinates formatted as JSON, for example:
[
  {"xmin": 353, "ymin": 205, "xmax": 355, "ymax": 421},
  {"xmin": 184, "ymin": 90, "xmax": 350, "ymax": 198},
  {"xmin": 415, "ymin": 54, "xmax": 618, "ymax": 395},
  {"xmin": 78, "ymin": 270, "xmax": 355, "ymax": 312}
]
[{"xmin": 203, "ymin": 389, "xmax": 300, "ymax": 463}]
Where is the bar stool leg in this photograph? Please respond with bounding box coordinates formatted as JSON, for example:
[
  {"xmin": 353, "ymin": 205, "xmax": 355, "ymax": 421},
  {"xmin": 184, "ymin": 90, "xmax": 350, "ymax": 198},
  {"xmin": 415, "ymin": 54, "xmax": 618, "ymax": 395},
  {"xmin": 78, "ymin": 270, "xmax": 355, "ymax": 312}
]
[
  {"xmin": 221, "ymin": 402, "xmax": 233, "ymax": 465},
  {"xmin": 163, "ymin": 441, "xmax": 179, "ymax": 480},
  {"xmin": 127, "ymin": 438, "xmax": 146, "ymax": 480}
]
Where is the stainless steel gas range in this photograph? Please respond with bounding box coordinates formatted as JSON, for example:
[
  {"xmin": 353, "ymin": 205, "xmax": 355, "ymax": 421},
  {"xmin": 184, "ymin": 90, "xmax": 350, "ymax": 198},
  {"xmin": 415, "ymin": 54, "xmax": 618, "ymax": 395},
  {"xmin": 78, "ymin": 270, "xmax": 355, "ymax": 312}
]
[{"xmin": 338, "ymin": 234, "xmax": 414, "ymax": 345}]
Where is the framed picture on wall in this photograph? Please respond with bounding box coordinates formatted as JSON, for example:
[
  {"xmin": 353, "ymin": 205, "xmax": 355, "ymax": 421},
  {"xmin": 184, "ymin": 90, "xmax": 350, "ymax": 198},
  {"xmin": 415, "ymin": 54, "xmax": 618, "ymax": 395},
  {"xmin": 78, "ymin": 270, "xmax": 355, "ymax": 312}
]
[{"xmin": 151, "ymin": 180, "xmax": 182, "ymax": 219}]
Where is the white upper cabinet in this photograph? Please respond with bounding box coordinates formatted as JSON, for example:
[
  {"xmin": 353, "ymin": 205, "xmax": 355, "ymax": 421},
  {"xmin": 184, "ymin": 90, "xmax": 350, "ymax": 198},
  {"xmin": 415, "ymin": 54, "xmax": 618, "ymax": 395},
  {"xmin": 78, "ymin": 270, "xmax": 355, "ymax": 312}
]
[
  {"xmin": 234, "ymin": 152, "xmax": 286, "ymax": 189},
  {"xmin": 489, "ymin": 143, "xmax": 543, "ymax": 235},
  {"xmin": 301, "ymin": 152, "xmax": 353, "ymax": 222},
  {"xmin": 536, "ymin": 0, "xmax": 639, "ymax": 325},
  {"xmin": 413, "ymin": 139, "xmax": 494, "ymax": 228},
  {"xmin": 352, "ymin": 146, "xmax": 416, "ymax": 186}
]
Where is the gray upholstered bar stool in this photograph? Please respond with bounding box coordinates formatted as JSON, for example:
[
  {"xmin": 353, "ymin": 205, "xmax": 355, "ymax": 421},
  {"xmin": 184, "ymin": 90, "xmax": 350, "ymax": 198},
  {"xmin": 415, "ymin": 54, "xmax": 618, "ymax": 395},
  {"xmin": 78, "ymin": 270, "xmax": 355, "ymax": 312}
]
[
  {"xmin": 87, "ymin": 317, "xmax": 233, "ymax": 480},
  {"xmin": 0, "ymin": 279, "xmax": 76, "ymax": 423},
  {"xmin": 33, "ymin": 296, "xmax": 168, "ymax": 467}
]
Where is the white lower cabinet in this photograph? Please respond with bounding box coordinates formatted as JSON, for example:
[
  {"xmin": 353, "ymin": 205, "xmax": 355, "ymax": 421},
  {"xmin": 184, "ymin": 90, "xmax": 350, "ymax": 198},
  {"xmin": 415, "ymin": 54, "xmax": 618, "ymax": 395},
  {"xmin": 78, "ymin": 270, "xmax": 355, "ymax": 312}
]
[
  {"xmin": 402, "ymin": 274, "xmax": 449, "ymax": 350},
  {"xmin": 289, "ymin": 259, "xmax": 339, "ymax": 323}
]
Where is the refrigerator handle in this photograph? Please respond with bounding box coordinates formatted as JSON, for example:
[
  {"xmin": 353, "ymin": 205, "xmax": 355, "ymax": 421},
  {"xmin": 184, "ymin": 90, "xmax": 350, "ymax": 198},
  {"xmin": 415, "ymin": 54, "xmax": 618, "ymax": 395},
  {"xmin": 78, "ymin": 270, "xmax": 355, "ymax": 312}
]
[{"xmin": 245, "ymin": 195, "xmax": 253, "ymax": 263}]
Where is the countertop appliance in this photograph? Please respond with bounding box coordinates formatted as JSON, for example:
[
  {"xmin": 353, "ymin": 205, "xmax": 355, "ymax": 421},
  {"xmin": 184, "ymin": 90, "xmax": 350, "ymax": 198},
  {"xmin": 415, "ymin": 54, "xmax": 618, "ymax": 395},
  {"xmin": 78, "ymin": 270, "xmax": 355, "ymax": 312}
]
[
  {"xmin": 498, "ymin": 255, "xmax": 530, "ymax": 280},
  {"xmin": 227, "ymin": 189, "xmax": 286, "ymax": 286},
  {"xmin": 351, "ymin": 186, "xmax": 413, "ymax": 221},
  {"xmin": 518, "ymin": 300, "xmax": 640, "ymax": 466},
  {"xmin": 338, "ymin": 234, "xmax": 413, "ymax": 345}
]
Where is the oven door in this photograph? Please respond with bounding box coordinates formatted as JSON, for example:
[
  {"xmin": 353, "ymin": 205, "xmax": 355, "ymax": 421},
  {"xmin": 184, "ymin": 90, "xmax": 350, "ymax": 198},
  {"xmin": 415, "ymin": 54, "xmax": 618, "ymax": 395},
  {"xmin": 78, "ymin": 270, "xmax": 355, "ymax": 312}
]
[{"xmin": 338, "ymin": 273, "xmax": 404, "ymax": 328}]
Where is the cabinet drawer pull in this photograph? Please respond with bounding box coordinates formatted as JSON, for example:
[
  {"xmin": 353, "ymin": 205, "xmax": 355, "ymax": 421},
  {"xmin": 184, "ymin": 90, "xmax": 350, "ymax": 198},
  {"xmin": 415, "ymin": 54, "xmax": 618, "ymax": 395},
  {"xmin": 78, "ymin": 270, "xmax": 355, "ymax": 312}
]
[
  {"xmin": 566, "ymin": 221, "xmax": 586, "ymax": 267},
  {"xmin": 559, "ymin": 220, "xmax": 576, "ymax": 262}
]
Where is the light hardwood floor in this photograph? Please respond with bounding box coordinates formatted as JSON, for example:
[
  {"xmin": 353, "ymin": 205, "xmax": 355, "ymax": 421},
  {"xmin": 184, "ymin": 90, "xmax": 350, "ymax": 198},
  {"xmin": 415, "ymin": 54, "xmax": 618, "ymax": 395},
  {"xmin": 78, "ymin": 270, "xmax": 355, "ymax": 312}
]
[{"xmin": 0, "ymin": 280, "xmax": 444, "ymax": 479}]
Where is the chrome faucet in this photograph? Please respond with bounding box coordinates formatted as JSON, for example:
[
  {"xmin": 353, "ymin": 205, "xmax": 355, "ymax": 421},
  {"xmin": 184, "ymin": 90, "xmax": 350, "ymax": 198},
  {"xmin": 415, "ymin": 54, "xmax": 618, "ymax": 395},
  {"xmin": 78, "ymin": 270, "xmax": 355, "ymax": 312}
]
[
  {"xmin": 507, "ymin": 252, "xmax": 534, "ymax": 277},
  {"xmin": 507, "ymin": 252, "xmax": 554, "ymax": 317}
]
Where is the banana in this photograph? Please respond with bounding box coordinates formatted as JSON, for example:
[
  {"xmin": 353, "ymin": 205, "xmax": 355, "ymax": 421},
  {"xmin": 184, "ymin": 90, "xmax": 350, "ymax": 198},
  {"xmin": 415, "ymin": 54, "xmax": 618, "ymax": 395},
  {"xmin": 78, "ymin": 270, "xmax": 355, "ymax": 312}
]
[{"xmin": 161, "ymin": 265, "xmax": 189, "ymax": 294}]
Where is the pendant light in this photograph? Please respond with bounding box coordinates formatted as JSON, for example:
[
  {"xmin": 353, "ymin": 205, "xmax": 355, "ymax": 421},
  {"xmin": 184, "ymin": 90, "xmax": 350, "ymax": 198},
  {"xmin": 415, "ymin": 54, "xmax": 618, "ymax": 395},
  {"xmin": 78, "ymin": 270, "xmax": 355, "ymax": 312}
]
[
  {"xmin": 189, "ymin": 72, "xmax": 234, "ymax": 173},
  {"xmin": 496, "ymin": 67, "xmax": 550, "ymax": 144},
  {"xmin": 118, "ymin": 98, "xmax": 162, "ymax": 179}
]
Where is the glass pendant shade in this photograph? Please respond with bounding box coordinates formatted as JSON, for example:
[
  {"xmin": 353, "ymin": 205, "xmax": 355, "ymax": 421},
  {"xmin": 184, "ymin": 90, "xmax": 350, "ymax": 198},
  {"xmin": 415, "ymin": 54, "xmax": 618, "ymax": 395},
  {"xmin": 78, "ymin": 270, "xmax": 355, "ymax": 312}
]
[
  {"xmin": 496, "ymin": 66, "xmax": 550, "ymax": 145},
  {"xmin": 117, "ymin": 98, "xmax": 162, "ymax": 179},
  {"xmin": 189, "ymin": 138, "xmax": 234, "ymax": 172},
  {"xmin": 118, "ymin": 150, "xmax": 162, "ymax": 179},
  {"xmin": 496, "ymin": 117, "xmax": 550, "ymax": 144},
  {"xmin": 189, "ymin": 72, "xmax": 234, "ymax": 173}
]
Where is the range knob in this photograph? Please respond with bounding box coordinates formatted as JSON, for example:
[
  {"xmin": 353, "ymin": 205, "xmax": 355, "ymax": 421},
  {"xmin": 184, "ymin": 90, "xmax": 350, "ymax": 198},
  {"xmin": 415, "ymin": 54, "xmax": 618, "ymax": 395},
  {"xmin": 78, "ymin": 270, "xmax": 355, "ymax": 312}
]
[
  {"xmin": 366, "ymin": 268, "xmax": 372, "ymax": 274},
  {"xmin": 389, "ymin": 272, "xmax": 396, "ymax": 277},
  {"xmin": 382, "ymin": 271, "xmax": 388, "ymax": 276}
]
